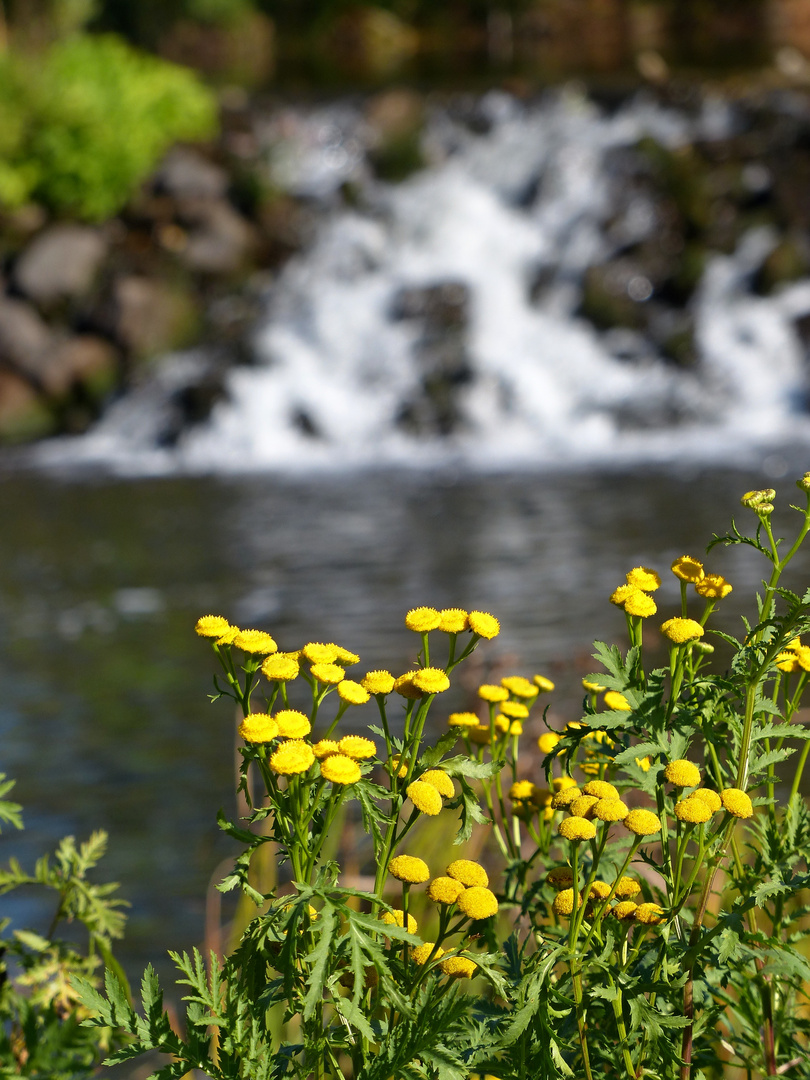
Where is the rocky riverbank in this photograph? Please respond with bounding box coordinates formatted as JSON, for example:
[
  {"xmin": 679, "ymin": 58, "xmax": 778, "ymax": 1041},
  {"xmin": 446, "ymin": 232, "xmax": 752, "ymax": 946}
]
[{"xmin": 3, "ymin": 78, "xmax": 810, "ymax": 448}]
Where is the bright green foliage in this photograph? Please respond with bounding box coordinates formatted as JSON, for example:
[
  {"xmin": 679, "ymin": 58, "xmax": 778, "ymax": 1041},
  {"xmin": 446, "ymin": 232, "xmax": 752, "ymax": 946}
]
[
  {"xmin": 0, "ymin": 34, "xmax": 217, "ymax": 220},
  {"xmin": 79, "ymin": 479, "xmax": 810, "ymax": 1078},
  {"xmin": 0, "ymin": 775, "xmax": 128, "ymax": 1078}
]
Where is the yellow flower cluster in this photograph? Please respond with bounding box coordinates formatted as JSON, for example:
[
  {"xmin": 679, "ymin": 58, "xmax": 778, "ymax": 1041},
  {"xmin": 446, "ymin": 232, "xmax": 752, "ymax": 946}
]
[
  {"xmin": 664, "ymin": 759, "xmax": 701, "ymax": 788},
  {"xmin": 381, "ymin": 909, "xmax": 417, "ymax": 933},
  {"xmin": 238, "ymin": 714, "xmax": 279, "ymax": 743}
]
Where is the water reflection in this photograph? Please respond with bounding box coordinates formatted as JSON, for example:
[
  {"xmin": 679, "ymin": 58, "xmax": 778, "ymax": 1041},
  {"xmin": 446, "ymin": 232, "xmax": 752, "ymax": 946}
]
[{"xmin": 1, "ymin": 461, "xmax": 808, "ymax": 979}]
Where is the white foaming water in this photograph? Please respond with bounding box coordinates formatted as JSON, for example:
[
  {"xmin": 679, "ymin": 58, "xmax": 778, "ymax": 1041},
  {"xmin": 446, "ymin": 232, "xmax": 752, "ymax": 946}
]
[{"xmin": 39, "ymin": 89, "xmax": 810, "ymax": 475}]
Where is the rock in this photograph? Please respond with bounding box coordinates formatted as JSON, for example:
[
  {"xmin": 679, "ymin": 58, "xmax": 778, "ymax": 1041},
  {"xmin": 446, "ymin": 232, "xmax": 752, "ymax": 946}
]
[
  {"xmin": 180, "ymin": 202, "xmax": 255, "ymax": 275},
  {"xmin": 13, "ymin": 225, "xmax": 107, "ymax": 306},
  {"xmin": 0, "ymin": 296, "xmax": 54, "ymax": 382},
  {"xmin": 0, "ymin": 369, "xmax": 55, "ymax": 442},
  {"xmin": 113, "ymin": 276, "xmax": 200, "ymax": 360},
  {"xmin": 152, "ymin": 147, "xmax": 229, "ymax": 204},
  {"xmin": 45, "ymin": 336, "xmax": 119, "ymax": 398}
]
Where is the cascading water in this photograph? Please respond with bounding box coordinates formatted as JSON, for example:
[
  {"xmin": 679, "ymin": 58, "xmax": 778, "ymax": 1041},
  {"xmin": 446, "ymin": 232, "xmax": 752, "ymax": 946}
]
[{"xmin": 38, "ymin": 87, "xmax": 810, "ymax": 475}]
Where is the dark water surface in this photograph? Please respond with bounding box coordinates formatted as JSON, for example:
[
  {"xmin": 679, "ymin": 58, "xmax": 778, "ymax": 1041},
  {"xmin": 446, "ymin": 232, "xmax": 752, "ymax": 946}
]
[{"xmin": 2, "ymin": 461, "xmax": 808, "ymax": 981}]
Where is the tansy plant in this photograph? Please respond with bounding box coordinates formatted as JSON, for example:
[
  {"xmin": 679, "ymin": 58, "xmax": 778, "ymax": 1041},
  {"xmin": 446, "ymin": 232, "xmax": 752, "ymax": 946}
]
[{"xmin": 78, "ymin": 478, "xmax": 810, "ymax": 1080}]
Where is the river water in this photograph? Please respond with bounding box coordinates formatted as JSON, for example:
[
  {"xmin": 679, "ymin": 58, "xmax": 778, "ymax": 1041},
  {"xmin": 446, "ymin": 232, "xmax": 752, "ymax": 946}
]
[{"xmin": 2, "ymin": 460, "xmax": 809, "ymax": 980}]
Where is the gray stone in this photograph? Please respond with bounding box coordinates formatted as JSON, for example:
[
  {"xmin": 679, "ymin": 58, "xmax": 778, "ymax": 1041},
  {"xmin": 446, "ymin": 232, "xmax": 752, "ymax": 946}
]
[
  {"xmin": 0, "ymin": 369, "xmax": 54, "ymax": 441},
  {"xmin": 113, "ymin": 276, "xmax": 199, "ymax": 358},
  {"xmin": 180, "ymin": 202, "xmax": 255, "ymax": 274},
  {"xmin": 0, "ymin": 297, "xmax": 54, "ymax": 382},
  {"xmin": 13, "ymin": 225, "xmax": 107, "ymax": 306},
  {"xmin": 153, "ymin": 147, "xmax": 229, "ymax": 203},
  {"xmin": 44, "ymin": 335, "xmax": 119, "ymax": 397}
]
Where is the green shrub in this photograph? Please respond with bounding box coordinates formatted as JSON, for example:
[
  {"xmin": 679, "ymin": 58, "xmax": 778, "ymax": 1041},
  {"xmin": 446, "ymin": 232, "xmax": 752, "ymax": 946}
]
[{"xmin": 0, "ymin": 34, "xmax": 218, "ymax": 220}]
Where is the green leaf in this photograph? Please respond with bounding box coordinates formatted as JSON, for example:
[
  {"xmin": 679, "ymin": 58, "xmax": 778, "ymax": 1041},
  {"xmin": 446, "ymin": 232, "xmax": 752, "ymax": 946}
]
[{"xmin": 303, "ymin": 905, "xmax": 336, "ymax": 1021}]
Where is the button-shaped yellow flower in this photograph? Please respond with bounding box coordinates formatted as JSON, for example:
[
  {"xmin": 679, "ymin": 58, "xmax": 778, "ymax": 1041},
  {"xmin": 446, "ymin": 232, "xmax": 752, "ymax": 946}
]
[
  {"xmin": 320, "ymin": 754, "xmax": 361, "ymax": 785},
  {"xmin": 582, "ymin": 780, "xmax": 619, "ymax": 800},
  {"xmin": 388, "ymin": 855, "xmax": 429, "ymax": 883},
  {"xmin": 405, "ymin": 607, "xmax": 441, "ymax": 632},
  {"xmin": 446, "ymin": 859, "xmax": 488, "ymax": 887},
  {"xmin": 412, "ymin": 668, "xmax": 450, "ymax": 694},
  {"xmin": 624, "ymin": 591, "xmax": 657, "ymax": 618},
  {"xmin": 337, "ymin": 680, "xmax": 371, "ymax": 705},
  {"xmin": 406, "ymin": 780, "xmax": 442, "ymax": 816},
  {"xmin": 695, "ymin": 573, "xmax": 732, "ymax": 599},
  {"xmin": 499, "ymin": 701, "xmax": 529, "ymax": 720},
  {"xmin": 569, "ymin": 795, "xmax": 600, "ymax": 819},
  {"xmin": 604, "ymin": 690, "xmax": 631, "ymax": 711},
  {"xmin": 588, "ymin": 880, "xmax": 612, "ymax": 900},
  {"xmin": 614, "ymin": 876, "xmax": 640, "ymax": 899},
  {"xmin": 720, "ymin": 788, "xmax": 754, "ymax": 819},
  {"xmin": 262, "ymin": 654, "xmax": 300, "ymax": 681},
  {"xmin": 552, "ymin": 888, "xmax": 577, "ymax": 916},
  {"xmin": 275, "ymin": 710, "xmax": 311, "ymax": 739},
  {"xmin": 234, "ymin": 629, "xmax": 278, "ymax": 654},
  {"xmin": 664, "ymin": 759, "xmax": 701, "ymax": 788},
  {"xmin": 612, "ymin": 901, "xmax": 639, "ymax": 920},
  {"xmin": 551, "ymin": 786, "xmax": 581, "ymax": 810},
  {"xmin": 468, "ymin": 611, "xmax": 500, "ymax": 639},
  {"xmin": 546, "ymin": 866, "xmax": 574, "ymax": 890},
  {"xmin": 675, "ymin": 797, "xmax": 712, "ymax": 823},
  {"xmin": 671, "ymin": 556, "xmax": 704, "ymax": 583},
  {"xmin": 634, "ymin": 903, "xmax": 665, "ymax": 925},
  {"xmin": 381, "ymin": 909, "xmax": 417, "ymax": 933},
  {"xmin": 238, "ymin": 714, "xmax": 279, "ymax": 743},
  {"xmin": 501, "ymin": 675, "xmax": 539, "ymax": 699},
  {"xmin": 623, "ymin": 809, "xmax": 662, "ymax": 836},
  {"xmin": 270, "ymin": 740, "xmax": 315, "ymax": 775},
  {"xmin": 509, "ymin": 780, "xmax": 536, "ymax": 801},
  {"xmin": 626, "ymin": 566, "xmax": 661, "ymax": 592},
  {"xmin": 661, "ymin": 618, "xmax": 704, "ymax": 644},
  {"xmin": 441, "ymin": 955, "xmax": 477, "ymax": 978},
  {"xmin": 593, "ymin": 798, "xmax": 629, "ymax": 822},
  {"xmin": 449, "ymin": 711, "xmax": 480, "ymax": 728},
  {"xmin": 478, "ymin": 684, "xmax": 509, "ymax": 702},
  {"xmin": 438, "ymin": 608, "xmax": 468, "ymax": 633},
  {"xmin": 338, "ymin": 735, "xmax": 376, "ymax": 760},
  {"xmin": 361, "ymin": 670, "xmax": 396, "ymax": 695},
  {"xmin": 411, "ymin": 942, "xmax": 444, "ymax": 965},
  {"xmin": 394, "ymin": 674, "xmax": 422, "ymax": 699},
  {"xmin": 553, "ymin": 776, "xmax": 578, "ymax": 792},
  {"xmin": 427, "ymin": 876, "xmax": 465, "ymax": 904},
  {"xmin": 559, "ymin": 816, "xmax": 597, "ymax": 842},
  {"xmin": 195, "ymin": 614, "xmax": 231, "ymax": 638},
  {"xmin": 302, "ymin": 642, "xmax": 340, "ymax": 664},
  {"xmin": 690, "ymin": 788, "xmax": 722, "ymax": 813},
  {"xmin": 538, "ymin": 731, "xmax": 561, "ymax": 754},
  {"xmin": 533, "ymin": 675, "xmax": 555, "ymax": 692},
  {"xmin": 420, "ymin": 770, "xmax": 455, "ymax": 798},
  {"xmin": 311, "ymin": 663, "xmax": 345, "ymax": 685},
  {"xmin": 457, "ymin": 886, "xmax": 499, "ymax": 919},
  {"xmin": 333, "ymin": 646, "xmax": 360, "ymax": 666},
  {"xmin": 312, "ymin": 739, "xmax": 340, "ymax": 759}
]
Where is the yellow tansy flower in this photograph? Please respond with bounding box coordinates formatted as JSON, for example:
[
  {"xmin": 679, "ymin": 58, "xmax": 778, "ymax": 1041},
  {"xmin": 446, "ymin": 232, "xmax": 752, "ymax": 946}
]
[
  {"xmin": 446, "ymin": 860, "xmax": 488, "ymax": 887},
  {"xmin": 262, "ymin": 654, "xmax": 300, "ymax": 681},
  {"xmin": 612, "ymin": 901, "xmax": 639, "ymax": 920},
  {"xmin": 270, "ymin": 740, "xmax": 315, "ymax": 775},
  {"xmin": 626, "ymin": 566, "xmax": 661, "ymax": 592},
  {"xmin": 195, "ymin": 614, "xmax": 231, "ymax": 638},
  {"xmin": 610, "ymin": 584, "xmax": 637, "ymax": 606},
  {"xmin": 302, "ymin": 642, "xmax": 340, "ymax": 664},
  {"xmin": 312, "ymin": 739, "xmax": 340, "ymax": 759},
  {"xmin": 388, "ymin": 855, "xmax": 429, "ymax": 883},
  {"xmin": 411, "ymin": 942, "xmax": 444, "ymax": 965},
  {"xmin": 582, "ymin": 780, "xmax": 619, "ymax": 800},
  {"xmin": 570, "ymin": 795, "xmax": 600, "ymax": 819},
  {"xmin": 675, "ymin": 797, "xmax": 712, "ymax": 824},
  {"xmin": 478, "ymin": 684, "xmax": 509, "ymax": 703},
  {"xmin": 405, "ymin": 607, "xmax": 441, "ymax": 633},
  {"xmin": 338, "ymin": 735, "xmax": 376, "ymax": 760},
  {"xmin": 559, "ymin": 816, "xmax": 597, "ymax": 842},
  {"xmin": 582, "ymin": 678, "xmax": 606, "ymax": 693},
  {"xmin": 623, "ymin": 809, "xmax": 662, "ymax": 836},
  {"xmin": 552, "ymin": 889, "xmax": 577, "ymax": 916},
  {"xmin": 337, "ymin": 680, "xmax": 371, "ymax": 705},
  {"xmin": 275, "ymin": 710, "xmax": 311, "ymax": 739},
  {"xmin": 438, "ymin": 608, "xmax": 468, "ymax": 633},
  {"xmin": 546, "ymin": 866, "xmax": 574, "ymax": 890},
  {"xmin": 234, "ymin": 629, "xmax": 278, "ymax": 654},
  {"xmin": 499, "ymin": 700, "xmax": 529, "ymax": 720},
  {"xmin": 468, "ymin": 611, "xmax": 500, "ymax": 639},
  {"xmin": 320, "ymin": 754, "xmax": 361, "ymax": 785},
  {"xmin": 635, "ymin": 756, "xmax": 652, "ymax": 772},
  {"xmin": 449, "ymin": 711, "xmax": 480, "ymax": 728},
  {"xmin": 551, "ymin": 786, "xmax": 581, "ymax": 810},
  {"xmin": 381, "ymin": 909, "xmax": 417, "ymax": 934},
  {"xmin": 311, "ymin": 663, "xmax": 345, "ymax": 685},
  {"xmin": 796, "ymin": 646, "xmax": 810, "ymax": 672},
  {"xmin": 776, "ymin": 651, "xmax": 801, "ymax": 673},
  {"xmin": 554, "ymin": 776, "xmax": 578, "ymax": 792},
  {"xmin": 361, "ymin": 670, "xmax": 396, "ymax": 695},
  {"xmin": 457, "ymin": 886, "xmax": 499, "ymax": 919},
  {"xmin": 538, "ymin": 731, "xmax": 561, "ymax": 754},
  {"xmin": 604, "ymin": 690, "xmax": 631, "ymax": 711},
  {"xmin": 441, "ymin": 955, "xmax": 477, "ymax": 979},
  {"xmin": 388, "ymin": 754, "xmax": 409, "ymax": 779},
  {"xmin": 614, "ymin": 876, "xmax": 641, "ymax": 899},
  {"xmin": 420, "ymin": 770, "xmax": 455, "ymax": 798},
  {"xmin": 588, "ymin": 880, "xmax": 612, "ymax": 900},
  {"xmin": 664, "ymin": 759, "xmax": 701, "ymax": 788},
  {"xmin": 624, "ymin": 591, "xmax": 657, "ymax": 618},
  {"xmin": 394, "ymin": 674, "xmax": 422, "ymax": 699},
  {"xmin": 695, "ymin": 573, "xmax": 732, "ymax": 599},
  {"xmin": 333, "ymin": 646, "xmax": 360, "ymax": 665},
  {"xmin": 238, "ymin": 714, "xmax": 279, "ymax": 743},
  {"xmin": 720, "ymin": 788, "xmax": 754, "ymax": 819},
  {"xmin": 671, "ymin": 556, "xmax": 704, "ymax": 583},
  {"xmin": 412, "ymin": 668, "xmax": 450, "ymax": 694},
  {"xmin": 534, "ymin": 675, "xmax": 555, "ymax": 692},
  {"xmin": 406, "ymin": 781, "xmax": 442, "ymax": 816},
  {"xmin": 634, "ymin": 903, "xmax": 665, "ymax": 925},
  {"xmin": 593, "ymin": 798, "xmax": 629, "ymax": 822},
  {"xmin": 501, "ymin": 675, "xmax": 539, "ymax": 699},
  {"xmin": 661, "ymin": 618, "xmax": 704, "ymax": 644},
  {"xmin": 691, "ymin": 788, "xmax": 722, "ymax": 813},
  {"xmin": 427, "ymin": 876, "xmax": 465, "ymax": 904},
  {"xmin": 509, "ymin": 780, "xmax": 536, "ymax": 801}
]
